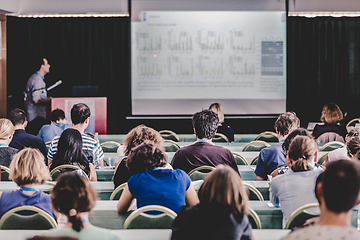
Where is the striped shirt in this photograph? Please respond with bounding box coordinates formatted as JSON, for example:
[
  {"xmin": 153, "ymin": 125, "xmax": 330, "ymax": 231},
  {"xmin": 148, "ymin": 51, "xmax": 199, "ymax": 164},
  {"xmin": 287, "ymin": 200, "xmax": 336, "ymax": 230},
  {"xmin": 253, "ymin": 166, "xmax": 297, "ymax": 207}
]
[{"xmin": 47, "ymin": 133, "xmax": 104, "ymax": 160}]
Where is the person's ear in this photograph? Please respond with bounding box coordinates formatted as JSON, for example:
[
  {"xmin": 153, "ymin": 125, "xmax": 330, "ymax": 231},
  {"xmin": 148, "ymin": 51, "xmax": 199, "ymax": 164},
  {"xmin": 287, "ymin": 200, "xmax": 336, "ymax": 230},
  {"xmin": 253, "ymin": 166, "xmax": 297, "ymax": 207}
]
[
  {"xmin": 316, "ymin": 182, "xmax": 323, "ymax": 199},
  {"xmin": 24, "ymin": 121, "xmax": 28, "ymax": 128}
]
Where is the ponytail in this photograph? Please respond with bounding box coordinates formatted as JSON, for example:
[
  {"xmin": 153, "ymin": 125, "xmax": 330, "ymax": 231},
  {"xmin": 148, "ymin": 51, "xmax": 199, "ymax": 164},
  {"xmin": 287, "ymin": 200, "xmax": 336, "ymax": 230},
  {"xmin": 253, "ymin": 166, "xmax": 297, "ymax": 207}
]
[
  {"xmin": 68, "ymin": 209, "xmax": 84, "ymax": 232},
  {"xmin": 291, "ymin": 157, "xmax": 311, "ymax": 172},
  {"xmin": 288, "ymin": 136, "xmax": 318, "ymax": 172}
]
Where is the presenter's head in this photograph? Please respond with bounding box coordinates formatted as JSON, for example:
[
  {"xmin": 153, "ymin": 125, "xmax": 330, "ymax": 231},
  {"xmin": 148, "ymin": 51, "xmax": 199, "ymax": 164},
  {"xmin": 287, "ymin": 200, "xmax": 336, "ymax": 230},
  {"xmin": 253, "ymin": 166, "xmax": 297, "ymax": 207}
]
[
  {"xmin": 37, "ymin": 57, "xmax": 51, "ymax": 77},
  {"xmin": 192, "ymin": 109, "xmax": 219, "ymax": 141},
  {"xmin": 71, "ymin": 103, "xmax": 91, "ymax": 133}
]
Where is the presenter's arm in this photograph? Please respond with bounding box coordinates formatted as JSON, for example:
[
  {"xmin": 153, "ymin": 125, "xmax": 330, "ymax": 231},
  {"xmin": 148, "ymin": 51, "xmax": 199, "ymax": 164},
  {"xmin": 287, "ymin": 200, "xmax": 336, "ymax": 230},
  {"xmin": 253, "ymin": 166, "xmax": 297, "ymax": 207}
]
[{"xmin": 34, "ymin": 97, "xmax": 52, "ymax": 104}]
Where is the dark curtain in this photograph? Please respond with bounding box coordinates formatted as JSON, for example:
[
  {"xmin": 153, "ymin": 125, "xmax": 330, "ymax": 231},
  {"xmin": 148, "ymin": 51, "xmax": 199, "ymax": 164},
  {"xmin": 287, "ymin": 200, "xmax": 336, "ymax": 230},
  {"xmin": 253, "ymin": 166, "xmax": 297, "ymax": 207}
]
[
  {"xmin": 7, "ymin": 16, "xmax": 130, "ymax": 133},
  {"xmin": 287, "ymin": 16, "xmax": 360, "ymax": 126}
]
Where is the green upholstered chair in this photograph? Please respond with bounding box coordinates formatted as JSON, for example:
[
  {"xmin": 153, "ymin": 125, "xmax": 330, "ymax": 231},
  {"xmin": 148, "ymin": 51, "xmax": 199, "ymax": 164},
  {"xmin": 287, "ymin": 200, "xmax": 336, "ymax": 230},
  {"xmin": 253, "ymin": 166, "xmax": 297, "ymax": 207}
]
[
  {"xmin": 319, "ymin": 141, "xmax": 345, "ymax": 151},
  {"xmin": 346, "ymin": 118, "xmax": 360, "ymax": 128},
  {"xmin": 163, "ymin": 140, "xmax": 181, "ymax": 152},
  {"xmin": 0, "ymin": 205, "xmax": 57, "ymax": 230},
  {"xmin": 123, "ymin": 205, "xmax": 177, "ymax": 229},
  {"xmin": 242, "ymin": 141, "xmax": 270, "ymax": 152},
  {"xmin": 254, "ymin": 131, "xmax": 279, "ymax": 142},
  {"xmin": 159, "ymin": 130, "xmax": 180, "ymax": 142},
  {"xmin": 285, "ymin": 203, "xmax": 320, "ymax": 229},
  {"xmin": 109, "ymin": 182, "xmax": 127, "ymax": 200},
  {"xmin": 250, "ymin": 156, "xmax": 259, "ymax": 166},
  {"xmin": 1, "ymin": 165, "xmax": 11, "ymax": 181},
  {"xmin": 317, "ymin": 152, "xmax": 329, "ymax": 165},
  {"xmin": 243, "ymin": 182, "xmax": 264, "ymax": 201},
  {"xmin": 188, "ymin": 166, "xmax": 216, "ymax": 181},
  {"xmin": 212, "ymin": 133, "xmax": 229, "ymax": 143},
  {"xmin": 100, "ymin": 141, "xmax": 121, "ymax": 153},
  {"xmin": 248, "ymin": 207, "xmax": 262, "ymax": 229},
  {"xmin": 49, "ymin": 164, "xmax": 89, "ymax": 181},
  {"xmin": 232, "ymin": 152, "xmax": 248, "ymax": 165}
]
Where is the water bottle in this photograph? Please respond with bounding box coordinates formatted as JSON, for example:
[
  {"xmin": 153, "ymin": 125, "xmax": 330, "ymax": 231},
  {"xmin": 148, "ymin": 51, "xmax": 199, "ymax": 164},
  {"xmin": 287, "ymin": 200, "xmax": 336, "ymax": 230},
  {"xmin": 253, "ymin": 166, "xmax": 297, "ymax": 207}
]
[
  {"xmin": 94, "ymin": 132, "xmax": 99, "ymax": 143},
  {"xmin": 93, "ymin": 143, "xmax": 100, "ymax": 169}
]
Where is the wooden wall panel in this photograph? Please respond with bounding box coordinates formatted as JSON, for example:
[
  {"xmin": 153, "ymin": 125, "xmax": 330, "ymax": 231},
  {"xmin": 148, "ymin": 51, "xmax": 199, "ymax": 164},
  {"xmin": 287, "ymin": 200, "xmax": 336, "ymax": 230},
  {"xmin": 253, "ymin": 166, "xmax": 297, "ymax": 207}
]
[{"xmin": 0, "ymin": 14, "xmax": 6, "ymax": 117}]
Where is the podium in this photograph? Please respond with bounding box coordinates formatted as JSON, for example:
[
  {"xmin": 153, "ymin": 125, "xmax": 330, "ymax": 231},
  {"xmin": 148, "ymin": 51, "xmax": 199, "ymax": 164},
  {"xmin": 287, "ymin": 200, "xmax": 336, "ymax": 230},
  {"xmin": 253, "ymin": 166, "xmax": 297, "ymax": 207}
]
[{"xmin": 51, "ymin": 97, "xmax": 107, "ymax": 134}]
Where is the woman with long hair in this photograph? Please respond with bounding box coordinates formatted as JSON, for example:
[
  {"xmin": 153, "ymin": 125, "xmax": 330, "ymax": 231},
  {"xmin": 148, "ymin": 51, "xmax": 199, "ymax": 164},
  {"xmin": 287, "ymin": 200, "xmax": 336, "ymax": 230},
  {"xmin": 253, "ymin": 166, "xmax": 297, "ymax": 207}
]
[
  {"xmin": 270, "ymin": 135, "xmax": 323, "ymax": 227},
  {"xmin": 117, "ymin": 142, "xmax": 199, "ymax": 214},
  {"xmin": 43, "ymin": 172, "xmax": 118, "ymax": 240},
  {"xmin": 209, "ymin": 103, "xmax": 234, "ymax": 142},
  {"xmin": 171, "ymin": 165, "xmax": 252, "ymax": 240},
  {"xmin": 0, "ymin": 118, "xmax": 18, "ymax": 167},
  {"xmin": 49, "ymin": 128, "xmax": 96, "ymax": 181}
]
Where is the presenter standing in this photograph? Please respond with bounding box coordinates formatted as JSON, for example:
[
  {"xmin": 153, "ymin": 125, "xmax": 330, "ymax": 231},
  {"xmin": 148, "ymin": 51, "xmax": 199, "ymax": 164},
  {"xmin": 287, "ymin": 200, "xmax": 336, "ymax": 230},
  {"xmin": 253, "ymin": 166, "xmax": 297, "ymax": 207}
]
[{"xmin": 25, "ymin": 57, "xmax": 52, "ymax": 133}]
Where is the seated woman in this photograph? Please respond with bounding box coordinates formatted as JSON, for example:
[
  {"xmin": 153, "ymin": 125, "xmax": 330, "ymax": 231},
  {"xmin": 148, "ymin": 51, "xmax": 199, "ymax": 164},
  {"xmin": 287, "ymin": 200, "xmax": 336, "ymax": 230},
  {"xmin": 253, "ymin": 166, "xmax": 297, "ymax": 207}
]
[
  {"xmin": 312, "ymin": 102, "xmax": 347, "ymax": 142},
  {"xmin": 0, "ymin": 118, "xmax": 18, "ymax": 168},
  {"xmin": 270, "ymin": 135, "xmax": 324, "ymax": 227},
  {"xmin": 0, "ymin": 148, "xmax": 56, "ymax": 219},
  {"xmin": 49, "ymin": 129, "xmax": 96, "ymax": 181},
  {"xmin": 43, "ymin": 172, "xmax": 119, "ymax": 240},
  {"xmin": 113, "ymin": 125, "xmax": 164, "ymax": 188},
  {"xmin": 117, "ymin": 142, "xmax": 199, "ymax": 214},
  {"xmin": 171, "ymin": 165, "xmax": 253, "ymax": 240},
  {"xmin": 209, "ymin": 103, "xmax": 234, "ymax": 142}
]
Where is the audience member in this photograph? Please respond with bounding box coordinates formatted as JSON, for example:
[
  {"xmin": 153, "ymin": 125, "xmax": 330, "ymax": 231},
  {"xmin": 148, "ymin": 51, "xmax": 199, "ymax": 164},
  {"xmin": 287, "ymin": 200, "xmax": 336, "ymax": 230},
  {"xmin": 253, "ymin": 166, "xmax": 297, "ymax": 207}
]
[
  {"xmin": 255, "ymin": 112, "xmax": 300, "ymax": 180},
  {"xmin": 322, "ymin": 128, "xmax": 360, "ymax": 167},
  {"xmin": 49, "ymin": 129, "xmax": 97, "ymax": 181},
  {"xmin": 43, "ymin": 172, "xmax": 119, "ymax": 240},
  {"xmin": 171, "ymin": 109, "xmax": 238, "ymax": 174},
  {"xmin": 38, "ymin": 109, "xmax": 69, "ymax": 143},
  {"xmin": 0, "ymin": 118, "xmax": 18, "ymax": 168},
  {"xmin": 346, "ymin": 135, "xmax": 360, "ymax": 162},
  {"xmin": 8, "ymin": 108, "xmax": 47, "ymax": 159},
  {"xmin": 0, "ymin": 148, "xmax": 55, "ymax": 219},
  {"xmin": 47, "ymin": 103, "xmax": 104, "ymax": 166},
  {"xmin": 270, "ymin": 135, "xmax": 323, "ymax": 227},
  {"xmin": 312, "ymin": 102, "xmax": 347, "ymax": 142},
  {"xmin": 113, "ymin": 124, "xmax": 164, "ymax": 189},
  {"xmin": 117, "ymin": 142, "xmax": 199, "ymax": 214},
  {"xmin": 209, "ymin": 103, "xmax": 234, "ymax": 142},
  {"xmin": 282, "ymin": 160, "xmax": 360, "ymax": 239},
  {"xmin": 171, "ymin": 165, "xmax": 252, "ymax": 240}
]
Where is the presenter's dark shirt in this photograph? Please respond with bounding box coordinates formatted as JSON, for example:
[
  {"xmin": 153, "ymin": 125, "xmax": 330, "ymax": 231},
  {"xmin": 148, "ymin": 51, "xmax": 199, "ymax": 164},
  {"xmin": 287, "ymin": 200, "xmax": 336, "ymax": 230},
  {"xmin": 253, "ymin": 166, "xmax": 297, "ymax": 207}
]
[
  {"xmin": 171, "ymin": 141, "xmax": 239, "ymax": 174},
  {"xmin": 218, "ymin": 125, "xmax": 235, "ymax": 142},
  {"xmin": 10, "ymin": 129, "xmax": 47, "ymax": 158},
  {"xmin": 312, "ymin": 123, "xmax": 347, "ymax": 139}
]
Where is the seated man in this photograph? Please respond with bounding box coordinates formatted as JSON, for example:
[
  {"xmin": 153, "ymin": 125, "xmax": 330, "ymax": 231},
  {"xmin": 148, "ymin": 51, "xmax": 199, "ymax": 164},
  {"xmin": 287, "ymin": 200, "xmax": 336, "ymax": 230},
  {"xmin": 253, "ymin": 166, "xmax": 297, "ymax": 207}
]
[
  {"xmin": 255, "ymin": 112, "xmax": 300, "ymax": 180},
  {"xmin": 8, "ymin": 108, "xmax": 47, "ymax": 158},
  {"xmin": 37, "ymin": 108, "xmax": 69, "ymax": 143},
  {"xmin": 47, "ymin": 103, "xmax": 104, "ymax": 166},
  {"xmin": 171, "ymin": 109, "xmax": 238, "ymax": 174},
  {"xmin": 282, "ymin": 160, "xmax": 360, "ymax": 239}
]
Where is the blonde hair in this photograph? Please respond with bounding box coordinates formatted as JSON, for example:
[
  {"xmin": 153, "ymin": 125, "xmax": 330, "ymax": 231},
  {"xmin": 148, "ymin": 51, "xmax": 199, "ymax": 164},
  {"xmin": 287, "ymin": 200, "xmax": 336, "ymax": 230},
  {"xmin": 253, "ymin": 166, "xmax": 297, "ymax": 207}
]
[
  {"xmin": 0, "ymin": 118, "xmax": 14, "ymax": 140},
  {"xmin": 198, "ymin": 165, "xmax": 248, "ymax": 215},
  {"xmin": 288, "ymin": 136, "xmax": 318, "ymax": 172},
  {"xmin": 9, "ymin": 148, "xmax": 50, "ymax": 186},
  {"xmin": 209, "ymin": 103, "xmax": 224, "ymax": 123},
  {"xmin": 320, "ymin": 103, "xmax": 343, "ymax": 124}
]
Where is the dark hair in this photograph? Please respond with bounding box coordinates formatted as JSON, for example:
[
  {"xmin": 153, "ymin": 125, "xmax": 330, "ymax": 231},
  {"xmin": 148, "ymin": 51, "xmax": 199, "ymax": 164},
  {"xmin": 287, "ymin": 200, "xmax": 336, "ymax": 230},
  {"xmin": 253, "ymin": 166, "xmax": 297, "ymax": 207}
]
[
  {"xmin": 50, "ymin": 129, "xmax": 90, "ymax": 176},
  {"xmin": 71, "ymin": 103, "xmax": 91, "ymax": 125},
  {"xmin": 347, "ymin": 136, "xmax": 360, "ymax": 157},
  {"xmin": 51, "ymin": 172, "xmax": 97, "ymax": 232},
  {"xmin": 288, "ymin": 135, "xmax": 318, "ymax": 172},
  {"xmin": 124, "ymin": 125, "xmax": 164, "ymax": 156},
  {"xmin": 282, "ymin": 128, "xmax": 313, "ymax": 153},
  {"xmin": 126, "ymin": 142, "xmax": 167, "ymax": 175},
  {"xmin": 321, "ymin": 160, "xmax": 360, "ymax": 213},
  {"xmin": 51, "ymin": 109, "xmax": 65, "ymax": 123},
  {"xmin": 192, "ymin": 109, "xmax": 219, "ymax": 139},
  {"xmin": 274, "ymin": 112, "xmax": 300, "ymax": 137},
  {"xmin": 347, "ymin": 128, "xmax": 360, "ymax": 138},
  {"xmin": 8, "ymin": 108, "xmax": 27, "ymax": 126}
]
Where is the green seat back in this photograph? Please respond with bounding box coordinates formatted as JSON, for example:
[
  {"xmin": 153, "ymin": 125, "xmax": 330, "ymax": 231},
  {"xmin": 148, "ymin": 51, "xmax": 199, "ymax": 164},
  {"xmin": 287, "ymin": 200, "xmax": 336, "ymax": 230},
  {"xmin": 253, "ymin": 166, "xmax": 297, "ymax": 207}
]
[{"xmin": 125, "ymin": 213, "xmax": 175, "ymax": 229}]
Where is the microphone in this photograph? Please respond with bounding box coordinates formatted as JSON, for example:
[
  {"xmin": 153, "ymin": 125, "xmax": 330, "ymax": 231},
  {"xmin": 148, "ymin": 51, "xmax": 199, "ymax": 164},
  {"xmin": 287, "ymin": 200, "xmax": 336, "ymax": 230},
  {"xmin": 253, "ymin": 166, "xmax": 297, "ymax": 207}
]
[{"xmin": 47, "ymin": 80, "xmax": 62, "ymax": 91}]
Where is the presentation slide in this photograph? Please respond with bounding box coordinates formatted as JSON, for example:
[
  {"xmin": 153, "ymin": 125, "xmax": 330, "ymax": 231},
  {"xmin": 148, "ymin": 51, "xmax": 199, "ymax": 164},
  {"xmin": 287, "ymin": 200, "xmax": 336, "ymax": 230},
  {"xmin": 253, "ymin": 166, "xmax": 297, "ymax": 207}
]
[{"xmin": 131, "ymin": 11, "xmax": 286, "ymax": 115}]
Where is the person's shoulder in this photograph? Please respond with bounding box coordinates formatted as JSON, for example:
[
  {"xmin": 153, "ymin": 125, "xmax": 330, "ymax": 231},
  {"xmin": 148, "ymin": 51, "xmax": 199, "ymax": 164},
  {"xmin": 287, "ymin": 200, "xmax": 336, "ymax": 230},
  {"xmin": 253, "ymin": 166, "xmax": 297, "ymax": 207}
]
[
  {"xmin": 282, "ymin": 225, "xmax": 360, "ymax": 240},
  {"xmin": 173, "ymin": 168, "xmax": 189, "ymax": 177},
  {"xmin": 82, "ymin": 226, "xmax": 120, "ymax": 239},
  {"xmin": 81, "ymin": 133, "xmax": 97, "ymax": 143}
]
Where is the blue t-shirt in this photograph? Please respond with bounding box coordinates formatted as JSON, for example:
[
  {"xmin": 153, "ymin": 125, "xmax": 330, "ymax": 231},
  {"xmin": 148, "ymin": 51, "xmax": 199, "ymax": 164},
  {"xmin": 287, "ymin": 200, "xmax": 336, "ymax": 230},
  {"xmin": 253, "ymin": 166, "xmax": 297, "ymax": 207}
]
[
  {"xmin": 254, "ymin": 142, "xmax": 286, "ymax": 179},
  {"xmin": 0, "ymin": 189, "xmax": 56, "ymax": 219},
  {"xmin": 128, "ymin": 168, "xmax": 191, "ymax": 213},
  {"xmin": 37, "ymin": 122, "xmax": 70, "ymax": 143}
]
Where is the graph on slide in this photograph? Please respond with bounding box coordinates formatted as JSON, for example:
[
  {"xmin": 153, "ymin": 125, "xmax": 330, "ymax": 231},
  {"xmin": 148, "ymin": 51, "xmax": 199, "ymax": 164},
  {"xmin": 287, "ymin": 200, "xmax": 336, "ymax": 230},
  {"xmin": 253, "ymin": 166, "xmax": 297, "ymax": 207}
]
[
  {"xmin": 167, "ymin": 30, "xmax": 193, "ymax": 52},
  {"xmin": 167, "ymin": 56, "xmax": 194, "ymax": 78},
  {"xmin": 229, "ymin": 56, "xmax": 256, "ymax": 77},
  {"xmin": 197, "ymin": 30, "xmax": 224, "ymax": 51},
  {"xmin": 137, "ymin": 56, "xmax": 163, "ymax": 78},
  {"xmin": 198, "ymin": 55, "xmax": 224, "ymax": 78},
  {"xmin": 135, "ymin": 31, "xmax": 162, "ymax": 53},
  {"xmin": 230, "ymin": 30, "xmax": 256, "ymax": 53},
  {"xmin": 261, "ymin": 41, "xmax": 283, "ymax": 76}
]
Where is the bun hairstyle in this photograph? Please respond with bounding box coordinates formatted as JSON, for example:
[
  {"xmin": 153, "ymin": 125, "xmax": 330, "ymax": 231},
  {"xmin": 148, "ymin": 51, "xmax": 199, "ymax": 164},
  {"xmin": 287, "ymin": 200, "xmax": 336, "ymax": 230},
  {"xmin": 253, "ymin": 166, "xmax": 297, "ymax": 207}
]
[
  {"xmin": 288, "ymin": 136, "xmax": 318, "ymax": 172},
  {"xmin": 51, "ymin": 172, "xmax": 97, "ymax": 232}
]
